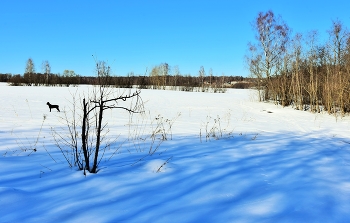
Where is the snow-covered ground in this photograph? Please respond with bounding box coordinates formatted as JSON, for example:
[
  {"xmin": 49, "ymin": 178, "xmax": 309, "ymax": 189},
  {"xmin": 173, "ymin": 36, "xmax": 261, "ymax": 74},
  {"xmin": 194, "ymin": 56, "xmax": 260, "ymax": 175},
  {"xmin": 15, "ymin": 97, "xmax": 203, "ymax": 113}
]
[{"xmin": 1, "ymin": 83, "xmax": 350, "ymax": 222}]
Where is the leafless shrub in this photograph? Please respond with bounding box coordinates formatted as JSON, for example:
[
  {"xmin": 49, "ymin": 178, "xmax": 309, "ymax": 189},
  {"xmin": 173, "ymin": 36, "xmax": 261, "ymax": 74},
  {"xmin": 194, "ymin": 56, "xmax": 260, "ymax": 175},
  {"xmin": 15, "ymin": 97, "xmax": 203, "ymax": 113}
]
[
  {"xmin": 200, "ymin": 113, "xmax": 234, "ymax": 142},
  {"xmin": 52, "ymin": 60, "xmax": 144, "ymax": 174},
  {"xmin": 13, "ymin": 114, "xmax": 47, "ymax": 156},
  {"xmin": 148, "ymin": 113, "xmax": 181, "ymax": 155}
]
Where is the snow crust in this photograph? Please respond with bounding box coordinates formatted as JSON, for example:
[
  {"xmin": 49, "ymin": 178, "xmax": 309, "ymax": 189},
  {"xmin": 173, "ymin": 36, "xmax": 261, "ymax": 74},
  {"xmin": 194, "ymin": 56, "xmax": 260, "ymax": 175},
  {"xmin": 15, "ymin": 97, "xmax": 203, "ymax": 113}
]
[{"xmin": 1, "ymin": 83, "xmax": 350, "ymax": 222}]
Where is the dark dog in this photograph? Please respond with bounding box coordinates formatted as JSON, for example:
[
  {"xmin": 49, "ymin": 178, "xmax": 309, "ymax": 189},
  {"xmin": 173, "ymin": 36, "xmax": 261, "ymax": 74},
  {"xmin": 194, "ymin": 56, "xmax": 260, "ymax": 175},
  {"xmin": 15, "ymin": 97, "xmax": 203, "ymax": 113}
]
[{"xmin": 47, "ymin": 102, "xmax": 60, "ymax": 112}]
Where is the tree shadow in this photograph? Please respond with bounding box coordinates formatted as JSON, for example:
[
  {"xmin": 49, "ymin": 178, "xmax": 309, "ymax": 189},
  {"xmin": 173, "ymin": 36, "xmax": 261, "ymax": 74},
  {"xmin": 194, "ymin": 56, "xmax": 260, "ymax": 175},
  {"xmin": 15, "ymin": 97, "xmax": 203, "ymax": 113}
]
[{"xmin": 1, "ymin": 131, "xmax": 350, "ymax": 222}]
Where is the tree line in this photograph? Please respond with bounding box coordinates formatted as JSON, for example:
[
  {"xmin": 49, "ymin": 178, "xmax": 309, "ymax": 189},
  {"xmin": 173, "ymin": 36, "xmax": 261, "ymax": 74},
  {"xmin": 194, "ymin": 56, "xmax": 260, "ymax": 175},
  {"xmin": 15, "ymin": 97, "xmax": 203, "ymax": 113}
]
[
  {"xmin": 247, "ymin": 10, "xmax": 350, "ymax": 115},
  {"xmin": 1, "ymin": 59, "xmax": 251, "ymax": 90}
]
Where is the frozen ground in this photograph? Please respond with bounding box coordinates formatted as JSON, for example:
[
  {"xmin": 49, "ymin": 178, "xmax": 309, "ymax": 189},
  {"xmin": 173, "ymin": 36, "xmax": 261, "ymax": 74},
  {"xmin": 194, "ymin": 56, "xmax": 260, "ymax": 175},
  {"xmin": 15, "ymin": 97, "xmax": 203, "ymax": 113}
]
[{"xmin": 1, "ymin": 83, "xmax": 350, "ymax": 222}]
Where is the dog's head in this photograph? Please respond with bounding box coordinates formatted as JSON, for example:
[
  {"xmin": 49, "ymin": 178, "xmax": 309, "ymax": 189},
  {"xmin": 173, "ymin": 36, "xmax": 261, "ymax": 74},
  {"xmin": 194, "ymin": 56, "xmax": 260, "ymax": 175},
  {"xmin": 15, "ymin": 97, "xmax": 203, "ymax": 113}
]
[{"xmin": 46, "ymin": 102, "xmax": 50, "ymax": 105}]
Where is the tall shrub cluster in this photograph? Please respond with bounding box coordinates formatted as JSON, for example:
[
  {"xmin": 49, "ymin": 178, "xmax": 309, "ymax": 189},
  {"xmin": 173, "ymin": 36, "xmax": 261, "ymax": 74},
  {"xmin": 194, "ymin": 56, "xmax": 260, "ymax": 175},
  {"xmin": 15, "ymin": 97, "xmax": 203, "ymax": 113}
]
[{"xmin": 247, "ymin": 11, "xmax": 350, "ymax": 115}]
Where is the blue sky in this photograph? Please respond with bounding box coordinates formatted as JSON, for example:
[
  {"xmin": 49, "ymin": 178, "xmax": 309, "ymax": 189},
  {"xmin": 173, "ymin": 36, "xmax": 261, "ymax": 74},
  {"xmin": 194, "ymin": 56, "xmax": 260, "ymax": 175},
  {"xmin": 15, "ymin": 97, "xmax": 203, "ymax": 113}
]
[{"xmin": 1, "ymin": 0, "xmax": 350, "ymax": 77}]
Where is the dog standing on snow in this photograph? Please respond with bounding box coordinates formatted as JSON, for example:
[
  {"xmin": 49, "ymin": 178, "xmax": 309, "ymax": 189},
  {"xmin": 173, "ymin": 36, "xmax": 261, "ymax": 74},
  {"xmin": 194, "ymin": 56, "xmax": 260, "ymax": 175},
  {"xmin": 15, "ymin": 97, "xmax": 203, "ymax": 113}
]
[{"xmin": 47, "ymin": 102, "xmax": 60, "ymax": 112}]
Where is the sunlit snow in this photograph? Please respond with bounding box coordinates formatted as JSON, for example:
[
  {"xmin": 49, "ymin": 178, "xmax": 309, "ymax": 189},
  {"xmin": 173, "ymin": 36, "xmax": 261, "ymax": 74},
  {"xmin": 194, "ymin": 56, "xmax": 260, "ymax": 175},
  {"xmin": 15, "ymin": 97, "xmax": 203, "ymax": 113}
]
[{"xmin": 1, "ymin": 83, "xmax": 350, "ymax": 222}]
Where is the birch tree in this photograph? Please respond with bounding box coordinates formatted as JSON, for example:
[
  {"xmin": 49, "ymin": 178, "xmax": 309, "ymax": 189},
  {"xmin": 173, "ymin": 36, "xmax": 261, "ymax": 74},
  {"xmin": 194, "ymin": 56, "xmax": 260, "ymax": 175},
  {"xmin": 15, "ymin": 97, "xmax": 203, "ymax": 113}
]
[{"xmin": 247, "ymin": 10, "xmax": 290, "ymax": 100}]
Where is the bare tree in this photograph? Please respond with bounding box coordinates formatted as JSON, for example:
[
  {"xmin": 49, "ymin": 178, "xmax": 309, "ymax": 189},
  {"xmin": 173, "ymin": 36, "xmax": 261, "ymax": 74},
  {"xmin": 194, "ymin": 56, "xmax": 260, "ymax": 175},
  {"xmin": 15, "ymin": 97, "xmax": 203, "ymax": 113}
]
[
  {"xmin": 42, "ymin": 60, "xmax": 51, "ymax": 85},
  {"xmin": 25, "ymin": 58, "xmax": 35, "ymax": 74},
  {"xmin": 248, "ymin": 10, "xmax": 290, "ymax": 100},
  {"xmin": 173, "ymin": 65, "xmax": 180, "ymax": 90},
  {"xmin": 246, "ymin": 43, "xmax": 264, "ymax": 101},
  {"xmin": 24, "ymin": 58, "xmax": 35, "ymax": 86},
  {"xmin": 62, "ymin": 70, "xmax": 79, "ymax": 86},
  {"xmin": 161, "ymin": 63, "xmax": 169, "ymax": 89},
  {"xmin": 150, "ymin": 65, "xmax": 161, "ymax": 89},
  {"xmin": 209, "ymin": 68, "xmax": 213, "ymax": 87},
  {"xmin": 329, "ymin": 20, "xmax": 348, "ymax": 67},
  {"xmin": 199, "ymin": 66, "xmax": 205, "ymax": 91},
  {"xmin": 327, "ymin": 20, "xmax": 349, "ymax": 114},
  {"xmin": 55, "ymin": 60, "xmax": 144, "ymax": 174},
  {"xmin": 304, "ymin": 31, "xmax": 321, "ymax": 112},
  {"xmin": 290, "ymin": 33, "xmax": 304, "ymax": 110},
  {"xmin": 88, "ymin": 61, "xmax": 143, "ymax": 173}
]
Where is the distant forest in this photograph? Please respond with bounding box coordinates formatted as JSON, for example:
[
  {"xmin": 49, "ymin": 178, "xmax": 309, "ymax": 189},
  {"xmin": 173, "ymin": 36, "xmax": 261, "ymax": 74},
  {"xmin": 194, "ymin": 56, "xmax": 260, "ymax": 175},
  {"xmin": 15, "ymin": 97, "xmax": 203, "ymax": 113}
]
[
  {"xmin": 0, "ymin": 62, "xmax": 253, "ymax": 91},
  {"xmin": 0, "ymin": 72, "xmax": 252, "ymax": 90}
]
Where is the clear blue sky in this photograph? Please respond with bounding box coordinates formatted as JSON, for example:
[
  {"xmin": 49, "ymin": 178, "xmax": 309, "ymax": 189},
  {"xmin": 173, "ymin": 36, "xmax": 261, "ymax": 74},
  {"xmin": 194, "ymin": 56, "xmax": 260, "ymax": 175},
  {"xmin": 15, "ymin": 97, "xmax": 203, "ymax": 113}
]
[{"xmin": 1, "ymin": 0, "xmax": 350, "ymax": 77}]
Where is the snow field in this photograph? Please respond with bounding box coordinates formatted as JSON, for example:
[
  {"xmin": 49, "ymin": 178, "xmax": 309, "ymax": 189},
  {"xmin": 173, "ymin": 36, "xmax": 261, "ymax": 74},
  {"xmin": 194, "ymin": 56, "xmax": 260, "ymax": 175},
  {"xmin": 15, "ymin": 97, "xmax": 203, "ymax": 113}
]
[{"xmin": 1, "ymin": 83, "xmax": 350, "ymax": 222}]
